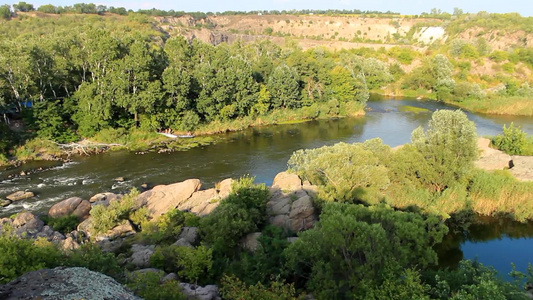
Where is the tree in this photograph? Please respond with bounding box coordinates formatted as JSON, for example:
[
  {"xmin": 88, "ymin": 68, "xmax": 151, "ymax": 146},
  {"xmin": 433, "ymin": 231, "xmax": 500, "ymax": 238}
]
[
  {"xmin": 410, "ymin": 110, "xmax": 478, "ymax": 192},
  {"xmin": 13, "ymin": 2, "xmax": 34, "ymax": 12},
  {"xmin": 492, "ymin": 123, "xmax": 528, "ymax": 155},
  {"xmin": 288, "ymin": 138, "xmax": 391, "ymax": 203},
  {"xmin": 266, "ymin": 64, "xmax": 301, "ymax": 109},
  {"xmin": 285, "ymin": 202, "xmax": 447, "ymax": 299},
  {"xmin": 0, "ymin": 5, "xmax": 11, "ymax": 19}
]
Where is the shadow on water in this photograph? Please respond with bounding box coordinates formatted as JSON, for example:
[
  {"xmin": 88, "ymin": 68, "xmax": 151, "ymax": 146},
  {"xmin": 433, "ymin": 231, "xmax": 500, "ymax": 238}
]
[{"xmin": 437, "ymin": 213, "xmax": 533, "ymax": 279}]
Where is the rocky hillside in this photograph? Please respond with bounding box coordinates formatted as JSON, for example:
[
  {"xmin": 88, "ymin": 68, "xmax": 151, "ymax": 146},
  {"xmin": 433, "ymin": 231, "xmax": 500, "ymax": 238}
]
[{"xmin": 154, "ymin": 13, "xmax": 533, "ymax": 52}]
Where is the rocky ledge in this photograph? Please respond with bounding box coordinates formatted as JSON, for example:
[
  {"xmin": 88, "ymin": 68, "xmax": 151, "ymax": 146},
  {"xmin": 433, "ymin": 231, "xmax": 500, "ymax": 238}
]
[{"xmin": 0, "ymin": 267, "xmax": 140, "ymax": 300}]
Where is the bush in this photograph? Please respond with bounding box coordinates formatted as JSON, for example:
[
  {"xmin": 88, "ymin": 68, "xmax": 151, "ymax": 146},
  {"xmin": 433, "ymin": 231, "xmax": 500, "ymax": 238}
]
[
  {"xmin": 0, "ymin": 236, "xmax": 62, "ymax": 283},
  {"xmin": 127, "ymin": 271, "xmax": 186, "ymax": 300},
  {"xmin": 150, "ymin": 245, "xmax": 213, "ymax": 285},
  {"xmin": 492, "ymin": 123, "xmax": 528, "ymax": 155},
  {"xmin": 90, "ymin": 188, "xmax": 139, "ymax": 235},
  {"xmin": 138, "ymin": 209, "xmax": 185, "ymax": 244},
  {"xmin": 41, "ymin": 214, "xmax": 80, "ymax": 234},
  {"xmin": 220, "ymin": 274, "xmax": 301, "ymax": 300},
  {"xmin": 284, "ymin": 202, "xmax": 447, "ymax": 299},
  {"xmin": 63, "ymin": 243, "xmax": 122, "ymax": 279},
  {"xmin": 200, "ymin": 176, "xmax": 269, "ymax": 256}
]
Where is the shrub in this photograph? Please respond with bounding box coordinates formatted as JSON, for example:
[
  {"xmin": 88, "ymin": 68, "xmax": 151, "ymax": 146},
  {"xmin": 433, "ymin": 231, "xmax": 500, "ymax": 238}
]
[
  {"xmin": 90, "ymin": 188, "xmax": 139, "ymax": 235},
  {"xmin": 150, "ymin": 245, "xmax": 213, "ymax": 285},
  {"xmin": 127, "ymin": 271, "xmax": 186, "ymax": 300},
  {"xmin": 200, "ymin": 176, "xmax": 269, "ymax": 256},
  {"xmin": 220, "ymin": 274, "xmax": 301, "ymax": 300},
  {"xmin": 284, "ymin": 202, "xmax": 447, "ymax": 299},
  {"xmin": 0, "ymin": 236, "xmax": 62, "ymax": 283},
  {"xmin": 492, "ymin": 123, "xmax": 528, "ymax": 155},
  {"xmin": 138, "ymin": 208, "xmax": 185, "ymax": 244},
  {"xmin": 41, "ymin": 214, "xmax": 80, "ymax": 234},
  {"xmin": 63, "ymin": 243, "xmax": 122, "ymax": 279}
]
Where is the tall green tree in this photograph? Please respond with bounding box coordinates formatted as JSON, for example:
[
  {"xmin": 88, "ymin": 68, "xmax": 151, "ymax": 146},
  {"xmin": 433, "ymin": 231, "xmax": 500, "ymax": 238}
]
[
  {"xmin": 410, "ymin": 109, "xmax": 478, "ymax": 192},
  {"xmin": 266, "ymin": 64, "xmax": 301, "ymax": 109}
]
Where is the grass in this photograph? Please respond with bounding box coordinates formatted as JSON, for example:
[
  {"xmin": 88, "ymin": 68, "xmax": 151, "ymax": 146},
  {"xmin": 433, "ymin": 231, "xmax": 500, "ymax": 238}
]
[
  {"xmin": 446, "ymin": 96, "xmax": 533, "ymax": 116},
  {"xmin": 399, "ymin": 105, "xmax": 431, "ymax": 113}
]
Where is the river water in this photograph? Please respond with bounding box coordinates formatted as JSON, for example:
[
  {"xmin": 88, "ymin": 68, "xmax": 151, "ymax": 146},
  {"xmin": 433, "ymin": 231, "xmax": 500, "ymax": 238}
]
[{"xmin": 1, "ymin": 96, "xmax": 532, "ymax": 276}]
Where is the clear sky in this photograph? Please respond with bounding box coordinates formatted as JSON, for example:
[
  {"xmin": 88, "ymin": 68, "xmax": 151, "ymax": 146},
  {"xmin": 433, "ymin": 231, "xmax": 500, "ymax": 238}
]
[{"xmin": 9, "ymin": 0, "xmax": 533, "ymax": 16}]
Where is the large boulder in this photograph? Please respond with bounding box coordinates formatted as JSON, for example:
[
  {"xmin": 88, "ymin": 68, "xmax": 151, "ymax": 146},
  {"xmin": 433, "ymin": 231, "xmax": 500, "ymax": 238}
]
[
  {"xmin": 12, "ymin": 212, "xmax": 44, "ymax": 238},
  {"xmin": 509, "ymin": 156, "xmax": 533, "ymax": 182},
  {"xmin": 136, "ymin": 179, "xmax": 202, "ymax": 218},
  {"xmin": 0, "ymin": 267, "xmax": 140, "ymax": 300},
  {"xmin": 179, "ymin": 283, "xmax": 220, "ymax": 300},
  {"xmin": 96, "ymin": 221, "xmax": 136, "ymax": 241},
  {"xmin": 217, "ymin": 178, "xmax": 233, "ymax": 199},
  {"xmin": 49, "ymin": 197, "xmax": 91, "ymax": 221},
  {"xmin": 6, "ymin": 191, "xmax": 34, "ymax": 201},
  {"xmin": 128, "ymin": 244, "xmax": 155, "ymax": 268},
  {"xmin": 267, "ymin": 172, "xmax": 317, "ymax": 234},
  {"xmin": 242, "ymin": 232, "xmax": 262, "ymax": 252},
  {"xmin": 183, "ymin": 188, "xmax": 220, "ymax": 216},
  {"xmin": 89, "ymin": 192, "xmax": 122, "ymax": 206},
  {"xmin": 272, "ymin": 172, "xmax": 302, "ymax": 191},
  {"xmin": 475, "ymin": 137, "xmax": 512, "ymax": 171}
]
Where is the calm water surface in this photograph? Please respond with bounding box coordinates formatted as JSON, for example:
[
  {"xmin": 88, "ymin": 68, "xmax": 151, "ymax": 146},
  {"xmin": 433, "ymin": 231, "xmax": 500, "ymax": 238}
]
[{"xmin": 1, "ymin": 96, "xmax": 532, "ymax": 275}]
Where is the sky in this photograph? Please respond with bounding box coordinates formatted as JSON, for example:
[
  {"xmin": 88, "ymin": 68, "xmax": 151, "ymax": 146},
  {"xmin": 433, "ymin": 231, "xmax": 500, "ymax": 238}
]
[{"xmin": 7, "ymin": 0, "xmax": 533, "ymax": 16}]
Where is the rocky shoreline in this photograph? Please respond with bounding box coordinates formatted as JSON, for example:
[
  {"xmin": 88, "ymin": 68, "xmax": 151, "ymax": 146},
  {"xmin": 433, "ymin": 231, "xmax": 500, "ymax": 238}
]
[{"xmin": 0, "ymin": 171, "xmax": 317, "ymax": 299}]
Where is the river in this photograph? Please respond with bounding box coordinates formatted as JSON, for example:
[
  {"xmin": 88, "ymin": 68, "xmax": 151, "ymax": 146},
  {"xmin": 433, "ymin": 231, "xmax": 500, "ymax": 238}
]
[{"xmin": 1, "ymin": 96, "xmax": 532, "ymax": 276}]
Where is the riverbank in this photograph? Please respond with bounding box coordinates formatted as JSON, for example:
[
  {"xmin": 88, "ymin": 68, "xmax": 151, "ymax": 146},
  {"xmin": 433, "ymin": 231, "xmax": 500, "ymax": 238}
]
[
  {"xmin": 376, "ymin": 90, "xmax": 533, "ymax": 117},
  {"xmin": 0, "ymin": 102, "xmax": 365, "ymax": 168}
]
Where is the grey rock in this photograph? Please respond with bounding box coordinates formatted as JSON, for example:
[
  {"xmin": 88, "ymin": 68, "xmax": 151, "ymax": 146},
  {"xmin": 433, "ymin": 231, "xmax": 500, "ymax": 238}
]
[
  {"xmin": 179, "ymin": 283, "xmax": 221, "ymax": 300},
  {"xmin": 6, "ymin": 191, "xmax": 34, "ymax": 201},
  {"xmin": 89, "ymin": 192, "xmax": 122, "ymax": 204},
  {"xmin": 13, "ymin": 212, "xmax": 44, "ymax": 238},
  {"xmin": 163, "ymin": 272, "xmax": 178, "ymax": 282},
  {"xmin": 242, "ymin": 232, "xmax": 262, "ymax": 252},
  {"xmin": 129, "ymin": 244, "xmax": 155, "ymax": 268},
  {"xmin": 0, "ymin": 267, "xmax": 141, "ymax": 300},
  {"xmin": 177, "ymin": 227, "xmax": 199, "ymax": 246},
  {"xmin": 0, "ymin": 199, "xmax": 11, "ymax": 207}
]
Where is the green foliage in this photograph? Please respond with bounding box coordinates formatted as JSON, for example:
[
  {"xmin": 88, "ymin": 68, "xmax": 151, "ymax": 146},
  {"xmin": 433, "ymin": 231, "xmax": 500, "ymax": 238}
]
[
  {"xmin": 220, "ymin": 274, "xmax": 302, "ymax": 300},
  {"xmin": 410, "ymin": 110, "xmax": 478, "ymax": 192},
  {"xmin": 0, "ymin": 4, "xmax": 11, "ymax": 19},
  {"xmin": 150, "ymin": 245, "xmax": 213, "ymax": 285},
  {"xmin": 63, "ymin": 243, "xmax": 122, "ymax": 279},
  {"xmin": 200, "ymin": 177, "xmax": 269, "ymax": 256},
  {"xmin": 424, "ymin": 260, "xmax": 527, "ymax": 300},
  {"xmin": 138, "ymin": 209, "xmax": 185, "ymax": 244},
  {"xmin": 127, "ymin": 271, "xmax": 186, "ymax": 300},
  {"xmin": 492, "ymin": 123, "xmax": 528, "ymax": 155},
  {"xmin": 89, "ymin": 188, "xmax": 139, "ymax": 235},
  {"xmin": 0, "ymin": 236, "xmax": 62, "ymax": 283},
  {"xmin": 288, "ymin": 138, "xmax": 391, "ymax": 203},
  {"xmin": 41, "ymin": 214, "xmax": 80, "ymax": 234},
  {"xmin": 285, "ymin": 202, "xmax": 447, "ymax": 299}
]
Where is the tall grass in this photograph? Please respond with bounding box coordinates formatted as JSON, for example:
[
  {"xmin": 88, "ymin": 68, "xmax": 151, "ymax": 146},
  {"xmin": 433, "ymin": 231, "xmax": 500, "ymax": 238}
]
[{"xmin": 450, "ymin": 96, "xmax": 533, "ymax": 116}]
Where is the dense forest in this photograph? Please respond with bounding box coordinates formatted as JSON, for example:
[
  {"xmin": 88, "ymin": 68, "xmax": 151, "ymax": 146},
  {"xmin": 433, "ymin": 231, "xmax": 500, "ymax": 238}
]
[{"xmin": 1, "ymin": 4, "xmax": 533, "ymax": 164}]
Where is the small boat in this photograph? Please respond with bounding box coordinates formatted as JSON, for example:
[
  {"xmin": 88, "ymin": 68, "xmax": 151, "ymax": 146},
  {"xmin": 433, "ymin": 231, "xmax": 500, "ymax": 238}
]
[
  {"xmin": 158, "ymin": 132, "xmax": 177, "ymax": 138},
  {"xmin": 157, "ymin": 132, "xmax": 195, "ymax": 138}
]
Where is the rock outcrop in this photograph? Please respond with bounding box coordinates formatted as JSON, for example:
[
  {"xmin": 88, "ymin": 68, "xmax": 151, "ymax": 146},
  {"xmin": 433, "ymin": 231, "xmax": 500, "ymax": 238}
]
[
  {"xmin": 179, "ymin": 283, "xmax": 221, "ymax": 300},
  {"xmin": 475, "ymin": 137, "xmax": 533, "ymax": 181},
  {"xmin": 48, "ymin": 197, "xmax": 91, "ymax": 221},
  {"xmin": 6, "ymin": 190, "xmax": 34, "ymax": 201},
  {"xmin": 136, "ymin": 179, "xmax": 202, "ymax": 218},
  {"xmin": 173, "ymin": 227, "xmax": 199, "ymax": 248},
  {"xmin": 0, "ymin": 267, "xmax": 140, "ymax": 300},
  {"xmin": 267, "ymin": 172, "xmax": 318, "ymax": 233},
  {"xmin": 89, "ymin": 192, "xmax": 122, "ymax": 206},
  {"xmin": 136, "ymin": 178, "xmax": 233, "ymax": 219},
  {"xmin": 128, "ymin": 244, "xmax": 155, "ymax": 268}
]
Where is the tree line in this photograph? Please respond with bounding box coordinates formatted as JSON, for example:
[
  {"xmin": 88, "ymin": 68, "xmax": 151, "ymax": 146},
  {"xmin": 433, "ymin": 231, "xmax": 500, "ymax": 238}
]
[{"xmin": 0, "ymin": 19, "xmax": 381, "ymax": 156}]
